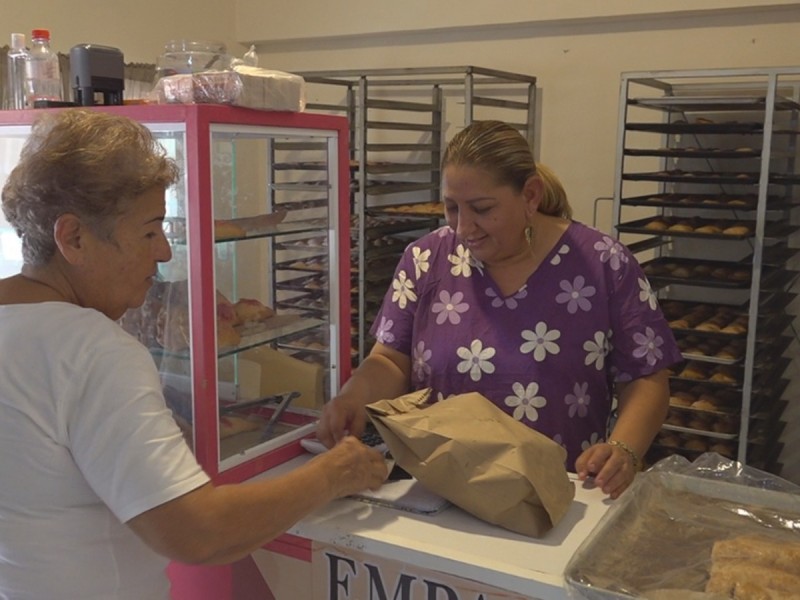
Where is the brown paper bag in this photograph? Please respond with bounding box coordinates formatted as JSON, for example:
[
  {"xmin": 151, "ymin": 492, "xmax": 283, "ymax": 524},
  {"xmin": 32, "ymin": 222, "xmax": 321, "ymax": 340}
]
[{"xmin": 365, "ymin": 389, "xmax": 575, "ymax": 537}]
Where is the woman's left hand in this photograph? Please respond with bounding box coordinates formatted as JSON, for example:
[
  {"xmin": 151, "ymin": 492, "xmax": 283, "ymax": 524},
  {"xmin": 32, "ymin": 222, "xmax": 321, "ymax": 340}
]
[{"xmin": 575, "ymin": 442, "xmax": 637, "ymax": 499}]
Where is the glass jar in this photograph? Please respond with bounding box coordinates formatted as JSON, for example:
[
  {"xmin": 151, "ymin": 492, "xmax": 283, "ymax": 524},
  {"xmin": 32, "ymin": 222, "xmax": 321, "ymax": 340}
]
[{"xmin": 155, "ymin": 40, "xmax": 231, "ymax": 81}]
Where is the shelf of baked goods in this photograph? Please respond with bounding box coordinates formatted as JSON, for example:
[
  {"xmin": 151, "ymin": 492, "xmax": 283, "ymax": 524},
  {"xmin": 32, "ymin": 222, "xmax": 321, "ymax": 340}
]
[
  {"xmin": 131, "ymin": 281, "xmax": 323, "ymax": 361},
  {"xmin": 650, "ymin": 382, "xmax": 790, "ymax": 462},
  {"xmin": 367, "ymin": 201, "xmax": 444, "ymax": 218},
  {"xmin": 625, "ymin": 120, "xmax": 800, "ymax": 135},
  {"xmin": 617, "ymin": 215, "xmax": 798, "ymax": 239},
  {"xmin": 619, "ymin": 192, "xmax": 799, "ymax": 211},
  {"xmin": 621, "ymin": 169, "xmax": 800, "ymax": 185},
  {"xmin": 163, "ymin": 212, "xmax": 337, "ymax": 244}
]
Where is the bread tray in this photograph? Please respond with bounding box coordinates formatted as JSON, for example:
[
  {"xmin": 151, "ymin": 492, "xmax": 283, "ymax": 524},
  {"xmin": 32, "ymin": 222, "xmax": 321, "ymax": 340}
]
[
  {"xmin": 661, "ymin": 423, "xmax": 737, "ymax": 440},
  {"xmin": 616, "ymin": 216, "xmax": 756, "ymax": 240},
  {"xmin": 564, "ymin": 471, "xmax": 800, "ymax": 600}
]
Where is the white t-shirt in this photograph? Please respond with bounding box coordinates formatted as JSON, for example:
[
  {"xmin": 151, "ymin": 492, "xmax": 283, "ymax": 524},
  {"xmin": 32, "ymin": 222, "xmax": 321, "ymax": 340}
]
[{"xmin": 0, "ymin": 302, "xmax": 210, "ymax": 600}]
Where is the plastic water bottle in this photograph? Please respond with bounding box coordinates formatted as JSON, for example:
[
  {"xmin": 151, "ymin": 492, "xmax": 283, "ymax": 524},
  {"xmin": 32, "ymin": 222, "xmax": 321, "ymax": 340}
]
[
  {"xmin": 6, "ymin": 33, "xmax": 29, "ymax": 109},
  {"xmin": 25, "ymin": 29, "xmax": 63, "ymax": 105}
]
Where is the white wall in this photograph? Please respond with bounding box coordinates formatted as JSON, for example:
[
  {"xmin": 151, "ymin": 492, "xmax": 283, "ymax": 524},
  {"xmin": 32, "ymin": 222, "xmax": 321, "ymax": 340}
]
[
  {"xmin": 247, "ymin": 4, "xmax": 800, "ymax": 231},
  {"xmin": 3, "ymin": 2, "xmax": 242, "ymax": 64}
]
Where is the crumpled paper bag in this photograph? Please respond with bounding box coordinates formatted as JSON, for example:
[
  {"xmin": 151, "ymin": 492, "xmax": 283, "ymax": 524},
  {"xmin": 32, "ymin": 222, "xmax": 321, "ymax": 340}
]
[{"xmin": 365, "ymin": 389, "xmax": 575, "ymax": 537}]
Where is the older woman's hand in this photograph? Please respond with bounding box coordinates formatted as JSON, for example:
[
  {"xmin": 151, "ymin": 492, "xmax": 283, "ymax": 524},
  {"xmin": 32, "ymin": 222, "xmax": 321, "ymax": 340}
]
[{"xmin": 575, "ymin": 441, "xmax": 639, "ymax": 499}]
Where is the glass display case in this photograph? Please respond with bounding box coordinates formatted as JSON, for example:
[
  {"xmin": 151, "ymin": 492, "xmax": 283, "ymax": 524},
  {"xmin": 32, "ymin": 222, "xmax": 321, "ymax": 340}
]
[{"xmin": 0, "ymin": 104, "xmax": 351, "ymax": 483}]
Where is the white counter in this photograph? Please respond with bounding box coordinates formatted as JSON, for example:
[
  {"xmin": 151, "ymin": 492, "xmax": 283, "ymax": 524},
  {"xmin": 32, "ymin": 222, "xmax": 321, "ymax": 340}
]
[{"xmin": 253, "ymin": 455, "xmax": 614, "ymax": 599}]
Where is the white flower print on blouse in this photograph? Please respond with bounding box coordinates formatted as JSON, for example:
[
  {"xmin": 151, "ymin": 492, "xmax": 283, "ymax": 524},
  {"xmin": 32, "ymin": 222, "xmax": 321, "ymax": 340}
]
[
  {"xmin": 550, "ymin": 243, "xmax": 570, "ymax": 266},
  {"xmin": 520, "ymin": 322, "xmax": 561, "ymax": 362},
  {"xmin": 637, "ymin": 277, "xmax": 658, "ymax": 310},
  {"xmin": 391, "ymin": 270, "xmax": 417, "ymax": 309},
  {"xmin": 555, "ymin": 275, "xmax": 596, "ymax": 314},
  {"xmin": 583, "ymin": 330, "xmax": 609, "ymax": 370},
  {"xmin": 412, "ymin": 246, "xmax": 431, "ymax": 280},
  {"xmin": 431, "ymin": 290, "xmax": 469, "ymax": 325},
  {"xmin": 594, "ymin": 236, "xmax": 629, "ymax": 271},
  {"xmin": 412, "ymin": 341, "xmax": 432, "ymax": 382},
  {"xmin": 581, "ymin": 431, "xmax": 602, "ymax": 452},
  {"xmin": 504, "ymin": 382, "xmax": 547, "ymax": 422},
  {"xmin": 435, "ymin": 390, "xmax": 457, "ymax": 402},
  {"xmin": 632, "ymin": 326, "xmax": 665, "ymax": 366},
  {"xmin": 456, "ymin": 339, "xmax": 496, "ymax": 382},
  {"xmin": 485, "ymin": 285, "xmax": 528, "ymax": 309},
  {"xmin": 375, "ymin": 316, "xmax": 395, "ymax": 344},
  {"xmin": 565, "ymin": 382, "xmax": 590, "ymax": 418},
  {"xmin": 448, "ymin": 244, "xmax": 473, "ymax": 278}
]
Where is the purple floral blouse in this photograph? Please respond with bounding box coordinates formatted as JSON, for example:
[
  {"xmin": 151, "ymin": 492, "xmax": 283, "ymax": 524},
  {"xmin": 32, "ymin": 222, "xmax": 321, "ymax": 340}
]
[{"xmin": 370, "ymin": 222, "xmax": 682, "ymax": 468}]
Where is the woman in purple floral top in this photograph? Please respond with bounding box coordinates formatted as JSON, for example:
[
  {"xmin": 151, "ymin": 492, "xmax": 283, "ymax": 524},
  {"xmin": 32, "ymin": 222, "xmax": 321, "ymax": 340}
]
[{"xmin": 319, "ymin": 121, "xmax": 681, "ymax": 498}]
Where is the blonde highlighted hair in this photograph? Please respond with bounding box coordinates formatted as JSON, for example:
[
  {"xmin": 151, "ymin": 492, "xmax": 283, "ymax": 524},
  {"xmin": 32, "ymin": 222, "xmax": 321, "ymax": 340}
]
[{"xmin": 442, "ymin": 120, "xmax": 572, "ymax": 219}]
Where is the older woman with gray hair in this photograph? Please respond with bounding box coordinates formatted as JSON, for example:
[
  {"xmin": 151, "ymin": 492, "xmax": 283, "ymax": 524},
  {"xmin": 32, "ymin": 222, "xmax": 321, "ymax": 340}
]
[{"xmin": 0, "ymin": 109, "xmax": 386, "ymax": 599}]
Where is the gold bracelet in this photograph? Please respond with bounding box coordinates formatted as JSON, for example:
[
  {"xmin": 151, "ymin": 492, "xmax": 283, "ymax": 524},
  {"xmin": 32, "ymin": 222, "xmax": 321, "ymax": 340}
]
[{"xmin": 608, "ymin": 439, "xmax": 641, "ymax": 471}]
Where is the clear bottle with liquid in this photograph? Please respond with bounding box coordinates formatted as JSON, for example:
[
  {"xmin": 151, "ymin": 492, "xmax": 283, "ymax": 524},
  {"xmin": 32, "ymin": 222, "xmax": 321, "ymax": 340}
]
[
  {"xmin": 6, "ymin": 33, "xmax": 29, "ymax": 109},
  {"xmin": 25, "ymin": 29, "xmax": 63, "ymax": 105}
]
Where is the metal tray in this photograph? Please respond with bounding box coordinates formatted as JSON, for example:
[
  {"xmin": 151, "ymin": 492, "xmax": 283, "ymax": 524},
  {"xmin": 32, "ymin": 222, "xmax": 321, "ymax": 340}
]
[
  {"xmin": 616, "ymin": 216, "xmax": 757, "ymax": 240},
  {"xmin": 564, "ymin": 471, "xmax": 800, "ymax": 600},
  {"xmin": 624, "ymin": 146, "xmax": 761, "ymax": 159},
  {"xmin": 643, "ymin": 257, "xmax": 756, "ymax": 289},
  {"xmin": 619, "ymin": 193, "xmax": 795, "ymax": 211}
]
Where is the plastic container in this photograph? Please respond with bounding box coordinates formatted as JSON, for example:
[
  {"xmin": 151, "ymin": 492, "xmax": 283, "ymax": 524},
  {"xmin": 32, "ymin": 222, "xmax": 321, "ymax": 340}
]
[
  {"xmin": 154, "ymin": 40, "xmax": 231, "ymax": 82},
  {"xmin": 25, "ymin": 29, "xmax": 63, "ymax": 104},
  {"xmin": 6, "ymin": 33, "xmax": 29, "ymax": 109}
]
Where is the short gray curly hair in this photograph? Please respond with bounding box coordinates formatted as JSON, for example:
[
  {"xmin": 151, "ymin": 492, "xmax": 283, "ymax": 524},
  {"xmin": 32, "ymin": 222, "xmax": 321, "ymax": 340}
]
[{"xmin": 2, "ymin": 109, "xmax": 180, "ymax": 265}]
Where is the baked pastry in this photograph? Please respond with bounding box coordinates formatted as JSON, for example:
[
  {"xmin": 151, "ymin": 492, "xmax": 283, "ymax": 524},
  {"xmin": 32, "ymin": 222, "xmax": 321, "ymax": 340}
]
[
  {"xmin": 712, "ymin": 417, "xmax": 737, "ymax": 434},
  {"xmin": 720, "ymin": 322, "xmax": 746, "ymax": 335},
  {"xmin": 644, "ymin": 219, "xmax": 669, "ymax": 231},
  {"xmin": 680, "ymin": 362, "xmax": 708, "ymax": 379},
  {"xmin": 667, "ymin": 222, "xmax": 694, "ymax": 233},
  {"xmin": 234, "ymin": 298, "xmax": 274, "ymax": 324},
  {"xmin": 706, "ymin": 559, "xmax": 800, "ymax": 597},
  {"xmin": 711, "ymin": 535, "xmax": 800, "ymax": 576},
  {"xmin": 658, "ymin": 433, "xmax": 681, "ymax": 448},
  {"xmin": 694, "ymin": 224, "xmax": 723, "ymax": 234},
  {"xmin": 722, "ymin": 224, "xmax": 750, "ymax": 236},
  {"xmin": 217, "ymin": 320, "xmax": 242, "ymax": 349},
  {"xmin": 214, "ymin": 219, "xmax": 247, "ymax": 240},
  {"xmin": 683, "ymin": 437, "xmax": 707, "ymax": 452},
  {"xmin": 691, "ymin": 396, "xmax": 718, "ymax": 411},
  {"xmin": 669, "ymin": 392, "xmax": 695, "ymax": 407},
  {"xmin": 730, "ymin": 269, "xmax": 751, "ymax": 282},
  {"xmin": 708, "ymin": 442, "xmax": 735, "ymax": 458},
  {"xmin": 216, "ymin": 290, "xmax": 240, "ymax": 325},
  {"xmin": 665, "ymin": 412, "xmax": 685, "ymax": 427},
  {"xmin": 710, "ymin": 366, "xmax": 738, "ymax": 384},
  {"xmin": 695, "ymin": 321, "xmax": 721, "ymax": 332},
  {"xmin": 711, "ymin": 267, "xmax": 732, "ymax": 280},
  {"xmin": 686, "ymin": 416, "xmax": 710, "ymax": 431},
  {"xmin": 671, "ymin": 266, "xmax": 693, "ymax": 278},
  {"xmin": 219, "ymin": 415, "xmax": 261, "ymax": 439}
]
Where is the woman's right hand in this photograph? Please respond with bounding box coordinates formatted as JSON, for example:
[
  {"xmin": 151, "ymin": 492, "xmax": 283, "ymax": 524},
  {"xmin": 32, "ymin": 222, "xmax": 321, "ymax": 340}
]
[
  {"xmin": 316, "ymin": 393, "xmax": 368, "ymax": 448},
  {"xmin": 315, "ymin": 436, "xmax": 389, "ymax": 497}
]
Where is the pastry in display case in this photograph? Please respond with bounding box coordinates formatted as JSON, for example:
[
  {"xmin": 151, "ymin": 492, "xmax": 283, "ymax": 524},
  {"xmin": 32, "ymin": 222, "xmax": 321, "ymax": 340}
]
[
  {"xmin": 0, "ymin": 104, "xmax": 351, "ymax": 483},
  {"xmin": 611, "ymin": 68, "xmax": 800, "ymax": 474}
]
